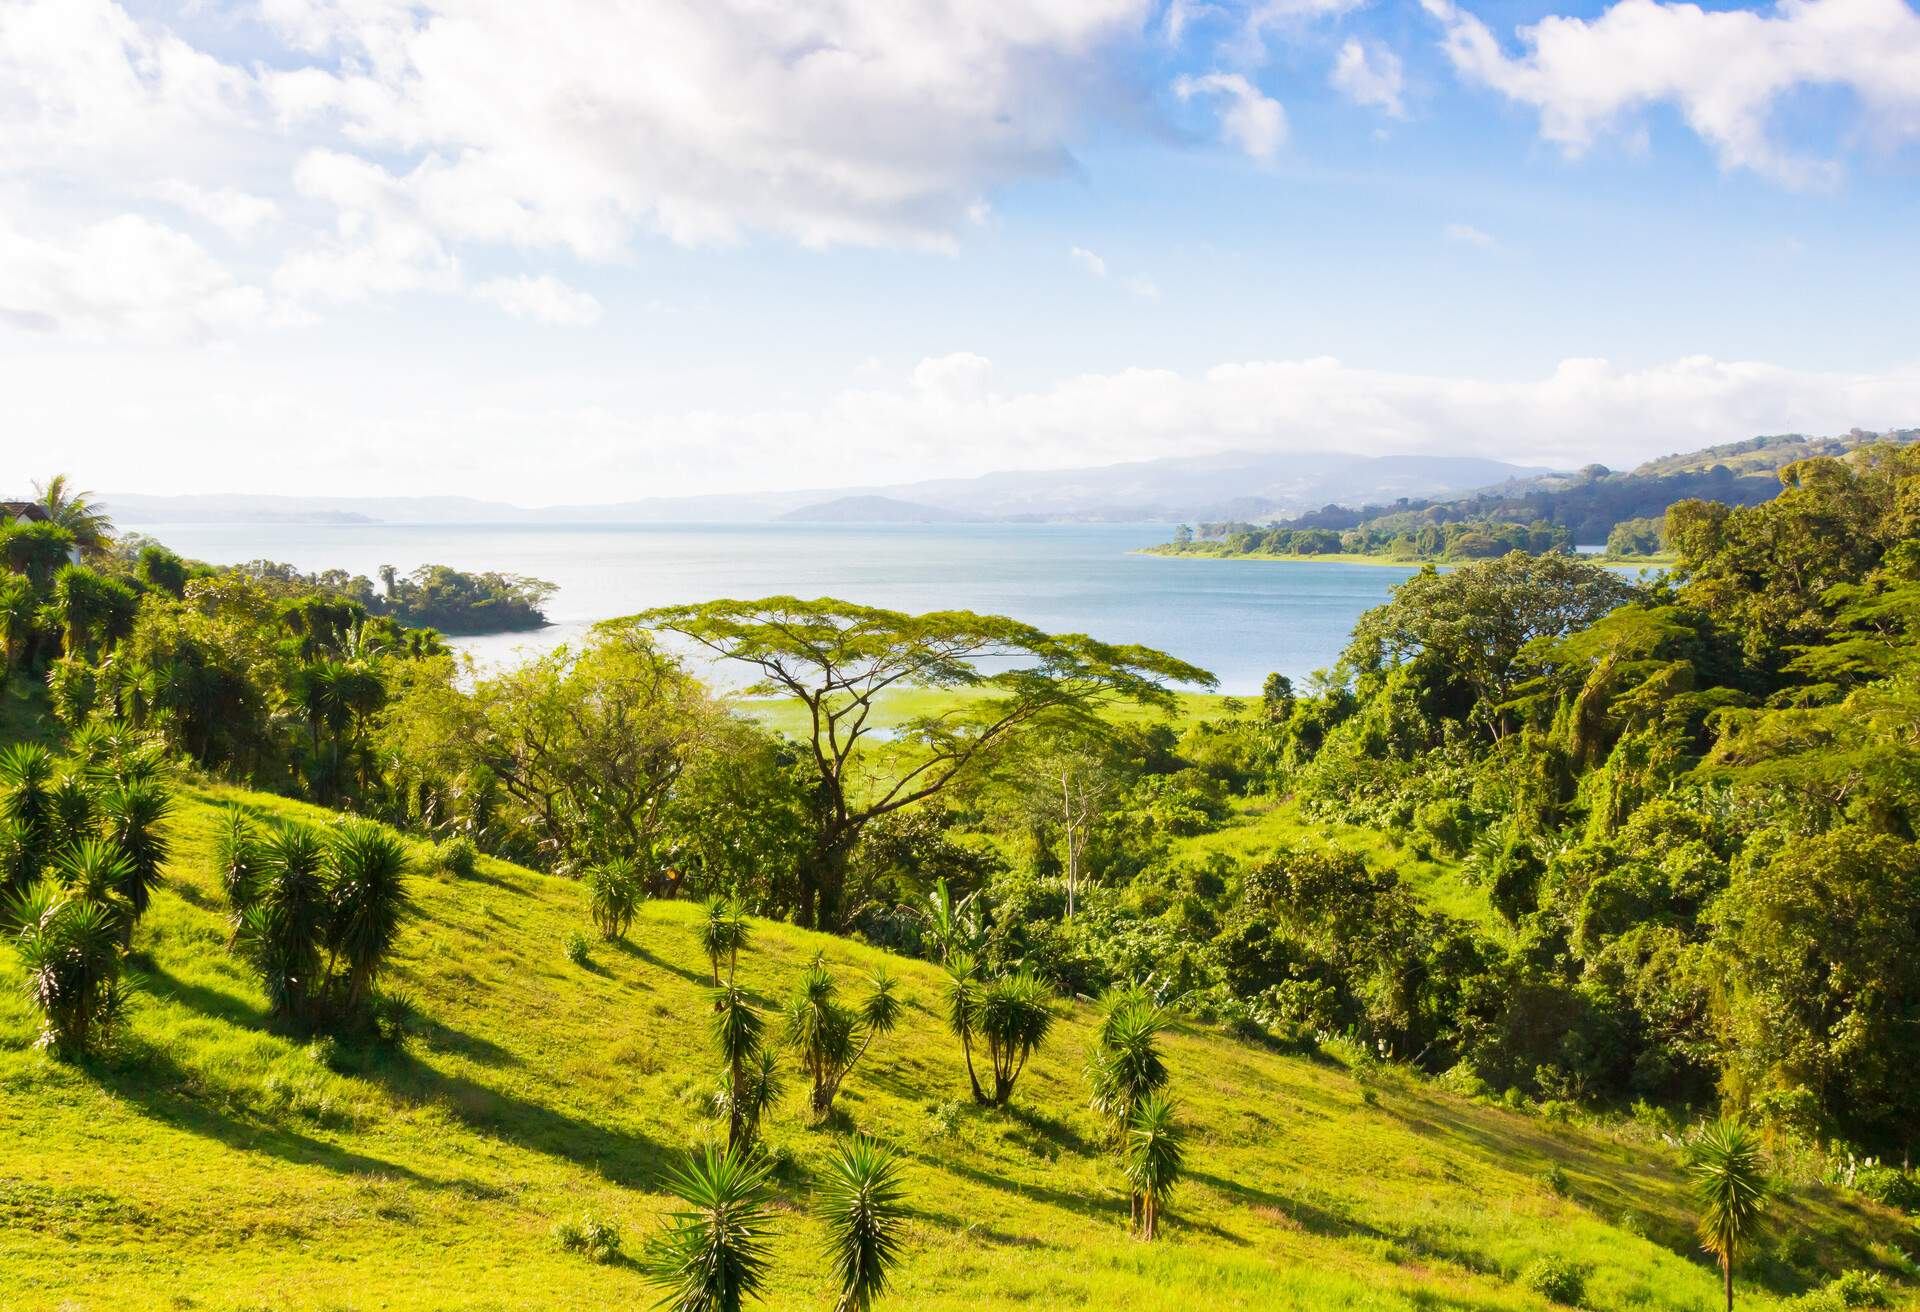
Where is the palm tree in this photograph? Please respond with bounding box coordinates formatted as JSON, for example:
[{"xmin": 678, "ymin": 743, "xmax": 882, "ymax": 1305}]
[
  {"xmin": 45, "ymin": 771, "xmax": 96, "ymax": 852},
  {"xmin": 783, "ymin": 959, "xmax": 900, "ymax": 1122},
  {"xmin": 978, "ymin": 970, "xmax": 1055, "ymax": 1107},
  {"xmin": 98, "ymin": 778, "xmax": 173, "ymax": 924},
  {"xmin": 324, "ymin": 819, "xmax": 412, "ymax": 1018},
  {"xmin": 725, "ymin": 1047, "xmax": 784, "ymax": 1148},
  {"xmin": 51, "ymin": 839, "xmax": 135, "ymax": 937},
  {"xmin": 1690, "ymin": 1118, "xmax": 1768, "ymax": 1312},
  {"xmin": 815, "ymin": 1135, "xmax": 908, "ymax": 1312},
  {"xmin": 8, "ymin": 879, "xmax": 129, "ymax": 1059},
  {"xmin": 941, "ymin": 951, "xmax": 986, "ymax": 1104},
  {"xmin": 700, "ymin": 894, "xmax": 750, "ymax": 984},
  {"xmin": 33, "ymin": 475, "xmax": 114, "ymax": 558},
  {"xmin": 1085, "ymin": 985, "xmax": 1171, "ymax": 1143},
  {"xmin": 640, "ymin": 1143, "xmax": 777, "ymax": 1312},
  {"xmin": 1122, "ymin": 1093, "xmax": 1184, "ymax": 1240},
  {"xmin": 712, "ymin": 982, "xmax": 768, "ymax": 1152}
]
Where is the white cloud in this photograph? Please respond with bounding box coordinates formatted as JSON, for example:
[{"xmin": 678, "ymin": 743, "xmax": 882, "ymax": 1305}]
[
  {"xmin": 471, "ymin": 275, "xmax": 603, "ymax": 327},
  {"xmin": 1174, "ymin": 71, "xmax": 1288, "ymax": 159},
  {"xmin": 1443, "ymin": 222, "xmax": 1497, "ymax": 248},
  {"xmin": 1069, "ymin": 245, "xmax": 1110, "ymax": 277},
  {"xmin": 272, "ymin": 149, "xmax": 461, "ymax": 302},
  {"xmin": 1423, "ymin": 0, "xmax": 1920, "ymax": 188},
  {"xmin": 154, "ymin": 181, "xmax": 281, "ymax": 240},
  {"xmin": 1330, "ymin": 38, "xmax": 1405, "ymax": 118},
  {"xmin": 0, "ymin": 214, "xmax": 267, "ymax": 341},
  {"xmin": 262, "ymin": 0, "xmax": 1155, "ymax": 255}
]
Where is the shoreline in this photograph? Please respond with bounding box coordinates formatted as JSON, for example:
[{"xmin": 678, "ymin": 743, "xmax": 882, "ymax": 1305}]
[{"xmin": 1136, "ymin": 547, "xmax": 1674, "ymax": 568}]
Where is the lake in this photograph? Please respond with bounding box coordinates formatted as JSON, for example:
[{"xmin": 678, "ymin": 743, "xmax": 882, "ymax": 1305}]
[{"xmin": 128, "ymin": 521, "xmax": 1424, "ymax": 694}]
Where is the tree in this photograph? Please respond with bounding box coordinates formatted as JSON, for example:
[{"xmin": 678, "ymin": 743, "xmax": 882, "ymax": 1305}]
[
  {"xmin": 711, "ymin": 983, "xmax": 769, "ymax": 1152},
  {"xmin": 0, "ymin": 519, "xmax": 75, "ymax": 587},
  {"xmin": 942, "ymin": 951, "xmax": 987, "ymax": 1103},
  {"xmin": 783, "ymin": 959, "xmax": 901, "ymax": 1121},
  {"xmin": 97, "ymin": 779, "xmax": 172, "ymax": 925},
  {"xmin": 633, "ymin": 598, "xmax": 1213, "ymax": 928},
  {"xmin": 815, "ymin": 1135, "xmax": 908, "ymax": 1312},
  {"xmin": 922, "ymin": 877, "xmax": 983, "ymax": 964},
  {"xmin": 978, "ymin": 970, "xmax": 1055, "ymax": 1107},
  {"xmin": 1342, "ymin": 553, "xmax": 1636, "ymax": 737},
  {"xmin": 33, "ymin": 475, "xmax": 114, "ymax": 558},
  {"xmin": 1122, "ymin": 1093, "xmax": 1184, "ymax": 1240},
  {"xmin": 6, "ymin": 880, "xmax": 129, "ymax": 1058},
  {"xmin": 234, "ymin": 824, "xmax": 329, "ymax": 1025},
  {"xmin": 701, "ymin": 895, "xmax": 751, "ymax": 985},
  {"xmin": 1085, "ymin": 984, "xmax": 1171, "ymax": 1144},
  {"xmin": 462, "ymin": 628, "xmax": 725, "ymax": 872},
  {"xmin": 1689, "ymin": 1118, "xmax": 1767, "ymax": 1312},
  {"xmin": 640, "ymin": 1144, "xmax": 778, "ymax": 1312},
  {"xmin": 0, "ymin": 572, "xmax": 34, "ymax": 683}
]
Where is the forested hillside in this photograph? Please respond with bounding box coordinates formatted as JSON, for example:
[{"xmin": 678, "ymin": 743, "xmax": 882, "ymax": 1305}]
[
  {"xmin": 4, "ymin": 448, "xmax": 1920, "ymax": 1308},
  {"xmin": 1150, "ymin": 427, "xmax": 1920, "ymax": 561}
]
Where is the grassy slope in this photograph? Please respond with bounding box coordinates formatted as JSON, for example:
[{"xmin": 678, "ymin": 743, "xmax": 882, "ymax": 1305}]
[{"xmin": 3, "ymin": 778, "xmax": 1916, "ymax": 1311}]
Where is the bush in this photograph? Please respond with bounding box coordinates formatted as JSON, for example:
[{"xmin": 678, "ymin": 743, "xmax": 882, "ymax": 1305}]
[
  {"xmin": 584, "ymin": 858, "xmax": 643, "ymax": 940},
  {"xmin": 1517, "ymin": 1255, "xmax": 1586, "ymax": 1306},
  {"xmin": 564, "ymin": 931, "xmax": 591, "ymax": 967},
  {"xmin": 552, "ymin": 1211, "xmax": 622, "ymax": 1263},
  {"xmin": 1851, "ymin": 1165, "xmax": 1918, "ymax": 1212},
  {"xmin": 1539, "ymin": 1164, "xmax": 1571, "ymax": 1197},
  {"xmin": 434, "ymin": 836, "xmax": 478, "ymax": 880},
  {"xmin": 1789, "ymin": 1271, "xmax": 1893, "ymax": 1310}
]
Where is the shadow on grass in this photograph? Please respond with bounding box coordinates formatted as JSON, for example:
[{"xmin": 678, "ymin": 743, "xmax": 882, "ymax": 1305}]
[
  {"xmin": 97, "ymin": 1043, "xmax": 449, "ymax": 1189},
  {"xmin": 346, "ymin": 1043, "xmax": 674, "ymax": 1190},
  {"xmin": 609, "ymin": 937, "xmax": 715, "ymax": 989},
  {"xmin": 137, "ymin": 960, "xmax": 269, "ymax": 1029}
]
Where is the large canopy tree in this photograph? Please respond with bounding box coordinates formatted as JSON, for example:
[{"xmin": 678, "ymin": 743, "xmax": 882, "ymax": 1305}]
[{"xmin": 633, "ymin": 597, "xmax": 1213, "ymax": 928}]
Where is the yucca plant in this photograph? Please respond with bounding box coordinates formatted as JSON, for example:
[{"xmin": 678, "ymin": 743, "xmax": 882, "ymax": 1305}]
[
  {"xmin": 1122, "ymin": 1093, "xmax": 1184, "ymax": 1240},
  {"xmin": 815, "ymin": 1135, "xmax": 908, "ymax": 1312},
  {"xmin": 234, "ymin": 824, "xmax": 329, "ymax": 1025},
  {"xmin": 978, "ymin": 970, "xmax": 1055, "ymax": 1107},
  {"xmin": 941, "ymin": 951, "xmax": 986, "ymax": 1104},
  {"xmin": 324, "ymin": 819, "xmax": 412, "ymax": 1018},
  {"xmin": 51, "ymin": 839, "xmax": 135, "ymax": 938},
  {"xmin": 45, "ymin": 772, "xmax": 96, "ymax": 853},
  {"xmin": 0, "ymin": 815, "xmax": 38, "ymax": 896},
  {"xmin": 785, "ymin": 959, "xmax": 902, "ymax": 1121},
  {"xmin": 715, "ymin": 1046, "xmax": 785, "ymax": 1149},
  {"xmin": 1085, "ymin": 984, "xmax": 1171, "ymax": 1142},
  {"xmin": 212, "ymin": 808, "xmax": 261, "ymax": 945},
  {"xmin": 97, "ymin": 778, "xmax": 173, "ymax": 922},
  {"xmin": 640, "ymin": 1144, "xmax": 777, "ymax": 1312},
  {"xmin": 712, "ymin": 982, "xmax": 768, "ymax": 1152},
  {"xmin": 585, "ymin": 857, "xmax": 642, "ymax": 940},
  {"xmin": 7, "ymin": 879, "xmax": 130, "ymax": 1059},
  {"xmin": 0, "ymin": 742, "xmax": 56, "ymax": 854},
  {"xmin": 700, "ymin": 894, "xmax": 751, "ymax": 984},
  {"xmin": 1690, "ymin": 1118, "xmax": 1768, "ymax": 1312}
]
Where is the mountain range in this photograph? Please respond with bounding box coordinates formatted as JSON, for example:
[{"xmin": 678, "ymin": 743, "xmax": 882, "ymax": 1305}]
[{"xmin": 105, "ymin": 451, "xmax": 1547, "ymax": 526}]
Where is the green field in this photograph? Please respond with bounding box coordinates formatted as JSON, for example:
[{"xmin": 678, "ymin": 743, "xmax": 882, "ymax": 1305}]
[{"xmin": 3, "ymin": 769, "xmax": 1915, "ymax": 1311}]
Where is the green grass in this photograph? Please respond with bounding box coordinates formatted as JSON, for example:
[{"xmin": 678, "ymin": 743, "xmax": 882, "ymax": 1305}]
[{"xmin": 3, "ymin": 774, "xmax": 1915, "ymax": 1310}]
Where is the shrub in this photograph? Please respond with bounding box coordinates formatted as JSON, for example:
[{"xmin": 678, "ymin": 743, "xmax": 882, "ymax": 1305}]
[
  {"xmin": 585, "ymin": 858, "xmax": 643, "ymax": 940},
  {"xmin": 434, "ymin": 836, "xmax": 478, "ymax": 880},
  {"xmin": 1789, "ymin": 1270, "xmax": 1894, "ymax": 1310},
  {"xmin": 1517, "ymin": 1255, "xmax": 1586, "ymax": 1306},
  {"xmin": 1851, "ymin": 1166, "xmax": 1918, "ymax": 1212},
  {"xmin": 564, "ymin": 930, "xmax": 591, "ymax": 967},
  {"xmin": 1540, "ymin": 1164, "xmax": 1571, "ymax": 1197},
  {"xmin": 553, "ymin": 1211, "xmax": 623, "ymax": 1263}
]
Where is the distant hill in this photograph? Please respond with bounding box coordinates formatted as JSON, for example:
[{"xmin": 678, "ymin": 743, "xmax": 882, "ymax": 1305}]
[
  {"xmin": 1633, "ymin": 427, "xmax": 1920, "ymax": 477},
  {"xmin": 109, "ymin": 451, "xmax": 1548, "ymax": 527},
  {"xmin": 776, "ymin": 495, "xmax": 985, "ymax": 524}
]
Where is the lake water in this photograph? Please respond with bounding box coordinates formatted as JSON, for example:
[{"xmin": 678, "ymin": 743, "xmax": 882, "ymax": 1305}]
[{"xmin": 129, "ymin": 521, "xmax": 1424, "ymax": 694}]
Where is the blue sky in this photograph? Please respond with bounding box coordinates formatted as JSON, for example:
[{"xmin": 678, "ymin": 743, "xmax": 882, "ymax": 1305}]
[{"xmin": 3, "ymin": 0, "xmax": 1917, "ymax": 502}]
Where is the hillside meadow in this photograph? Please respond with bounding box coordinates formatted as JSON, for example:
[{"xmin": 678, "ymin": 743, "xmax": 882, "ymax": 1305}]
[{"xmin": 2, "ymin": 773, "xmax": 1913, "ymax": 1311}]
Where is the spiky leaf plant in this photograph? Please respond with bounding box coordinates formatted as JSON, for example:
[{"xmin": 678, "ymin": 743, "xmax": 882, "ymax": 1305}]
[
  {"xmin": 815, "ymin": 1135, "xmax": 908, "ymax": 1312},
  {"xmin": 640, "ymin": 1144, "xmax": 777, "ymax": 1312}
]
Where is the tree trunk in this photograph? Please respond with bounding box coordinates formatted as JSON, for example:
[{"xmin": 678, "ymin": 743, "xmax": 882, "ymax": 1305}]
[{"xmin": 1722, "ymin": 1255, "xmax": 1732, "ymax": 1312}]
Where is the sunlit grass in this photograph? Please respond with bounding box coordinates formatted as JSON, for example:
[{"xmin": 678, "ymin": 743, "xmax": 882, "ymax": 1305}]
[{"xmin": 2, "ymin": 777, "xmax": 1912, "ymax": 1310}]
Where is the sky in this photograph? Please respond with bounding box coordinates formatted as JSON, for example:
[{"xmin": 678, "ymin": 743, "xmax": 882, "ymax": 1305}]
[{"xmin": 2, "ymin": 0, "xmax": 1918, "ymax": 504}]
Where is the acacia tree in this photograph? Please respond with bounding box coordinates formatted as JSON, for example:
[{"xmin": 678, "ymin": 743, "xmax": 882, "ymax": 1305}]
[{"xmin": 633, "ymin": 598, "xmax": 1213, "ymax": 928}]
